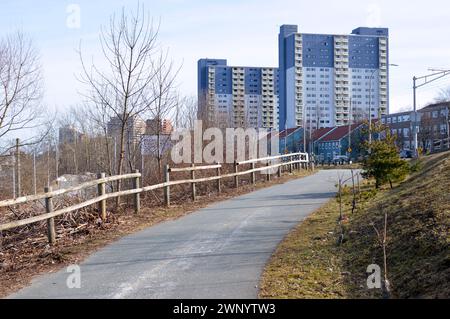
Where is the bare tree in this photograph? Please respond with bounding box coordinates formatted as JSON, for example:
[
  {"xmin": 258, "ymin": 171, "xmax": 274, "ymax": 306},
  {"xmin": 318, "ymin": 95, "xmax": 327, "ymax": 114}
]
[
  {"xmin": 175, "ymin": 95, "xmax": 197, "ymax": 130},
  {"xmin": 0, "ymin": 31, "xmax": 45, "ymax": 150},
  {"xmin": 146, "ymin": 51, "xmax": 180, "ymax": 175},
  {"xmin": 79, "ymin": 5, "xmax": 163, "ymax": 198},
  {"xmin": 371, "ymin": 207, "xmax": 391, "ymax": 298},
  {"xmin": 435, "ymin": 86, "xmax": 450, "ymax": 103}
]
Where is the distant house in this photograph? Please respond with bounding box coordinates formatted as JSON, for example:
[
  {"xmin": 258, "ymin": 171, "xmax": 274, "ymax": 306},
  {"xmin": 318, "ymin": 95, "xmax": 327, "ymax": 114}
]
[
  {"xmin": 315, "ymin": 123, "xmax": 366, "ymax": 162},
  {"xmin": 416, "ymin": 102, "xmax": 449, "ymax": 153},
  {"xmin": 310, "ymin": 127, "xmax": 335, "ymax": 154},
  {"xmin": 381, "ymin": 102, "xmax": 450, "ymax": 154},
  {"xmin": 381, "ymin": 111, "xmax": 415, "ymax": 152},
  {"xmin": 278, "ymin": 127, "xmax": 305, "ymax": 153}
]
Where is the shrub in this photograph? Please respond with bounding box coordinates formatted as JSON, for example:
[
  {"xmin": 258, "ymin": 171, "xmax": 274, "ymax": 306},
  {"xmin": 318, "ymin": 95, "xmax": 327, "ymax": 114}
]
[{"xmin": 362, "ymin": 130, "xmax": 410, "ymax": 189}]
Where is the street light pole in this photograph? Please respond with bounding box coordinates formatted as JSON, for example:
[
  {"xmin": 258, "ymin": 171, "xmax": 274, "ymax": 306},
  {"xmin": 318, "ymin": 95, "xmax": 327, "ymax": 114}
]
[
  {"xmin": 413, "ymin": 76, "xmax": 418, "ymax": 157},
  {"xmin": 412, "ymin": 69, "xmax": 450, "ymax": 157},
  {"xmin": 348, "ymin": 98, "xmax": 352, "ymax": 158},
  {"xmin": 368, "ymin": 69, "xmax": 377, "ymax": 146},
  {"xmin": 446, "ymin": 106, "xmax": 450, "ymax": 149},
  {"xmin": 303, "ymin": 110, "xmax": 306, "ymax": 153}
]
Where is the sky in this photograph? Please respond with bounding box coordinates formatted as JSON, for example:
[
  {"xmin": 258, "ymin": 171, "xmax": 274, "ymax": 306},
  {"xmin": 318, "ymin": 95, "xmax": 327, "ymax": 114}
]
[{"xmin": 1, "ymin": 0, "xmax": 450, "ymax": 121}]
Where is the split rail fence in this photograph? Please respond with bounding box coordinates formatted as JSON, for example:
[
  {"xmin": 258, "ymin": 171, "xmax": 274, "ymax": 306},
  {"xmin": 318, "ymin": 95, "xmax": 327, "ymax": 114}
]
[{"xmin": 0, "ymin": 152, "xmax": 310, "ymax": 244}]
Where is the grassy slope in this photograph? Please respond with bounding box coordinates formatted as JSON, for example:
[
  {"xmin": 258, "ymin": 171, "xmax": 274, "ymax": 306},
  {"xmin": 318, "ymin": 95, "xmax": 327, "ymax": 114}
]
[{"xmin": 260, "ymin": 152, "xmax": 450, "ymax": 299}]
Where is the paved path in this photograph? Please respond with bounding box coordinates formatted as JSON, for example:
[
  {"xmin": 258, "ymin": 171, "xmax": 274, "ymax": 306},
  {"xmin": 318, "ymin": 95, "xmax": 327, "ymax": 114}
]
[{"xmin": 10, "ymin": 169, "xmax": 353, "ymax": 299}]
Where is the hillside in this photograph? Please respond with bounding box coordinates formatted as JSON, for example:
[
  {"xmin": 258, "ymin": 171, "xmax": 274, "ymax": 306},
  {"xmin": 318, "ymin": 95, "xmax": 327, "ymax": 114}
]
[{"xmin": 260, "ymin": 151, "xmax": 450, "ymax": 298}]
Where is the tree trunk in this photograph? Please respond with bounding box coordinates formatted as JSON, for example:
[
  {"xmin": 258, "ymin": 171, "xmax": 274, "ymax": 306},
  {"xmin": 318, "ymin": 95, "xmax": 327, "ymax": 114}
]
[
  {"xmin": 116, "ymin": 124, "xmax": 126, "ymax": 207},
  {"xmin": 157, "ymin": 131, "xmax": 162, "ymax": 180}
]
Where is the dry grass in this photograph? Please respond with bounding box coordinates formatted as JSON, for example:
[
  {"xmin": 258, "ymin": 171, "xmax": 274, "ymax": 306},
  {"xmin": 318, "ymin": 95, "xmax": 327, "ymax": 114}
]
[
  {"xmin": 0, "ymin": 168, "xmax": 313, "ymax": 298},
  {"xmin": 258, "ymin": 197, "xmax": 349, "ymax": 299},
  {"xmin": 260, "ymin": 151, "xmax": 450, "ymax": 299}
]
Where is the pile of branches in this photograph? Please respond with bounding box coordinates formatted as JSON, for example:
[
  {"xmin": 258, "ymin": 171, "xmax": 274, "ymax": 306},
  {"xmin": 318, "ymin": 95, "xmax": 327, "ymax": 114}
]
[{"xmin": 0, "ymin": 196, "xmax": 118, "ymax": 273}]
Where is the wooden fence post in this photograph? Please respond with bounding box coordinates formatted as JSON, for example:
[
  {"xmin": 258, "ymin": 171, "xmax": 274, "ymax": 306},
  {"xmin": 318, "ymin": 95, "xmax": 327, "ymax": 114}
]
[
  {"xmin": 45, "ymin": 186, "xmax": 56, "ymax": 245},
  {"xmin": 97, "ymin": 173, "xmax": 106, "ymax": 220},
  {"xmin": 133, "ymin": 169, "xmax": 141, "ymax": 214},
  {"xmin": 251, "ymin": 162, "xmax": 256, "ymax": 185},
  {"xmin": 266, "ymin": 161, "xmax": 271, "ymax": 181},
  {"xmin": 191, "ymin": 164, "xmax": 196, "ymax": 201},
  {"xmin": 278, "ymin": 163, "xmax": 282, "ymax": 178},
  {"xmin": 234, "ymin": 161, "xmax": 239, "ymax": 188},
  {"xmin": 216, "ymin": 163, "xmax": 221, "ymax": 193},
  {"xmin": 164, "ymin": 164, "xmax": 170, "ymax": 207}
]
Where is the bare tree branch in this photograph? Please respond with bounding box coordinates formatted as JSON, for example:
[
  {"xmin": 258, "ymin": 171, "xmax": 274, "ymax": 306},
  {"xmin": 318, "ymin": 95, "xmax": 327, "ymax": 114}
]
[{"xmin": 0, "ymin": 31, "xmax": 45, "ymax": 148}]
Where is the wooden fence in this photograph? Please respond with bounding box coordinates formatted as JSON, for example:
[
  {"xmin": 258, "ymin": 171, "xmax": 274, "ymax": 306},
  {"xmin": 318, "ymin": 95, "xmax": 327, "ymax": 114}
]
[{"xmin": 0, "ymin": 152, "xmax": 310, "ymax": 244}]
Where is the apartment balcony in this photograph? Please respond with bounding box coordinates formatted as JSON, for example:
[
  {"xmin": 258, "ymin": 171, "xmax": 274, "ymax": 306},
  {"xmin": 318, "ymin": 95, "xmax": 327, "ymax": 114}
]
[{"xmin": 335, "ymin": 69, "xmax": 348, "ymax": 75}]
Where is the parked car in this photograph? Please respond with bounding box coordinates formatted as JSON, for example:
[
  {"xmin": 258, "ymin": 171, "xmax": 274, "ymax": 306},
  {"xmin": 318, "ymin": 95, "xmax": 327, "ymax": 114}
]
[
  {"xmin": 332, "ymin": 155, "xmax": 349, "ymax": 165},
  {"xmin": 400, "ymin": 150, "xmax": 413, "ymax": 159}
]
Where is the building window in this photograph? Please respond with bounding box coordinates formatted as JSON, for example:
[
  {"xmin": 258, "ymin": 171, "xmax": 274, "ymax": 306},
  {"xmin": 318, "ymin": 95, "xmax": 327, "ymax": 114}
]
[{"xmin": 403, "ymin": 128, "xmax": 409, "ymax": 137}]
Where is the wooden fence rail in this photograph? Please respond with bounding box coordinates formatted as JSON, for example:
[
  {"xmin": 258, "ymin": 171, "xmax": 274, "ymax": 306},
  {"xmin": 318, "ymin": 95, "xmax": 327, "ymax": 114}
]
[{"xmin": 0, "ymin": 152, "xmax": 310, "ymax": 244}]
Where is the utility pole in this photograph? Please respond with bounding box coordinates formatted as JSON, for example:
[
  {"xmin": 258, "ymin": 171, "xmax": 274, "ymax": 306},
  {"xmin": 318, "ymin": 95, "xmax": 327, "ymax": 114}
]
[
  {"xmin": 368, "ymin": 69, "xmax": 378, "ymax": 147},
  {"xmin": 413, "ymin": 75, "xmax": 418, "ymax": 157},
  {"xmin": 412, "ymin": 69, "xmax": 450, "ymax": 157},
  {"xmin": 309, "ymin": 106, "xmax": 314, "ymax": 154},
  {"xmin": 12, "ymin": 164, "xmax": 16, "ymax": 199},
  {"xmin": 47, "ymin": 144, "xmax": 50, "ymax": 187},
  {"xmin": 55, "ymin": 142, "xmax": 59, "ymax": 180},
  {"xmin": 33, "ymin": 151, "xmax": 37, "ymax": 195},
  {"xmin": 15, "ymin": 138, "xmax": 21, "ymax": 197},
  {"xmin": 310, "ymin": 102, "xmax": 319, "ymax": 157},
  {"xmin": 446, "ymin": 106, "xmax": 450, "ymax": 149},
  {"xmin": 114, "ymin": 136, "xmax": 117, "ymax": 175},
  {"xmin": 141, "ymin": 145, "xmax": 145, "ymax": 185},
  {"xmin": 303, "ymin": 111, "xmax": 307, "ymax": 153},
  {"xmin": 348, "ymin": 98, "xmax": 352, "ymax": 158}
]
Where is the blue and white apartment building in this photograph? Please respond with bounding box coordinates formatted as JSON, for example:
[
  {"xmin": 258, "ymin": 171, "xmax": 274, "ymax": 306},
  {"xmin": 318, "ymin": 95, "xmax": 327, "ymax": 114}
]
[
  {"xmin": 278, "ymin": 25, "xmax": 389, "ymax": 131},
  {"xmin": 198, "ymin": 24, "xmax": 389, "ymax": 132},
  {"xmin": 198, "ymin": 59, "xmax": 279, "ymax": 130}
]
